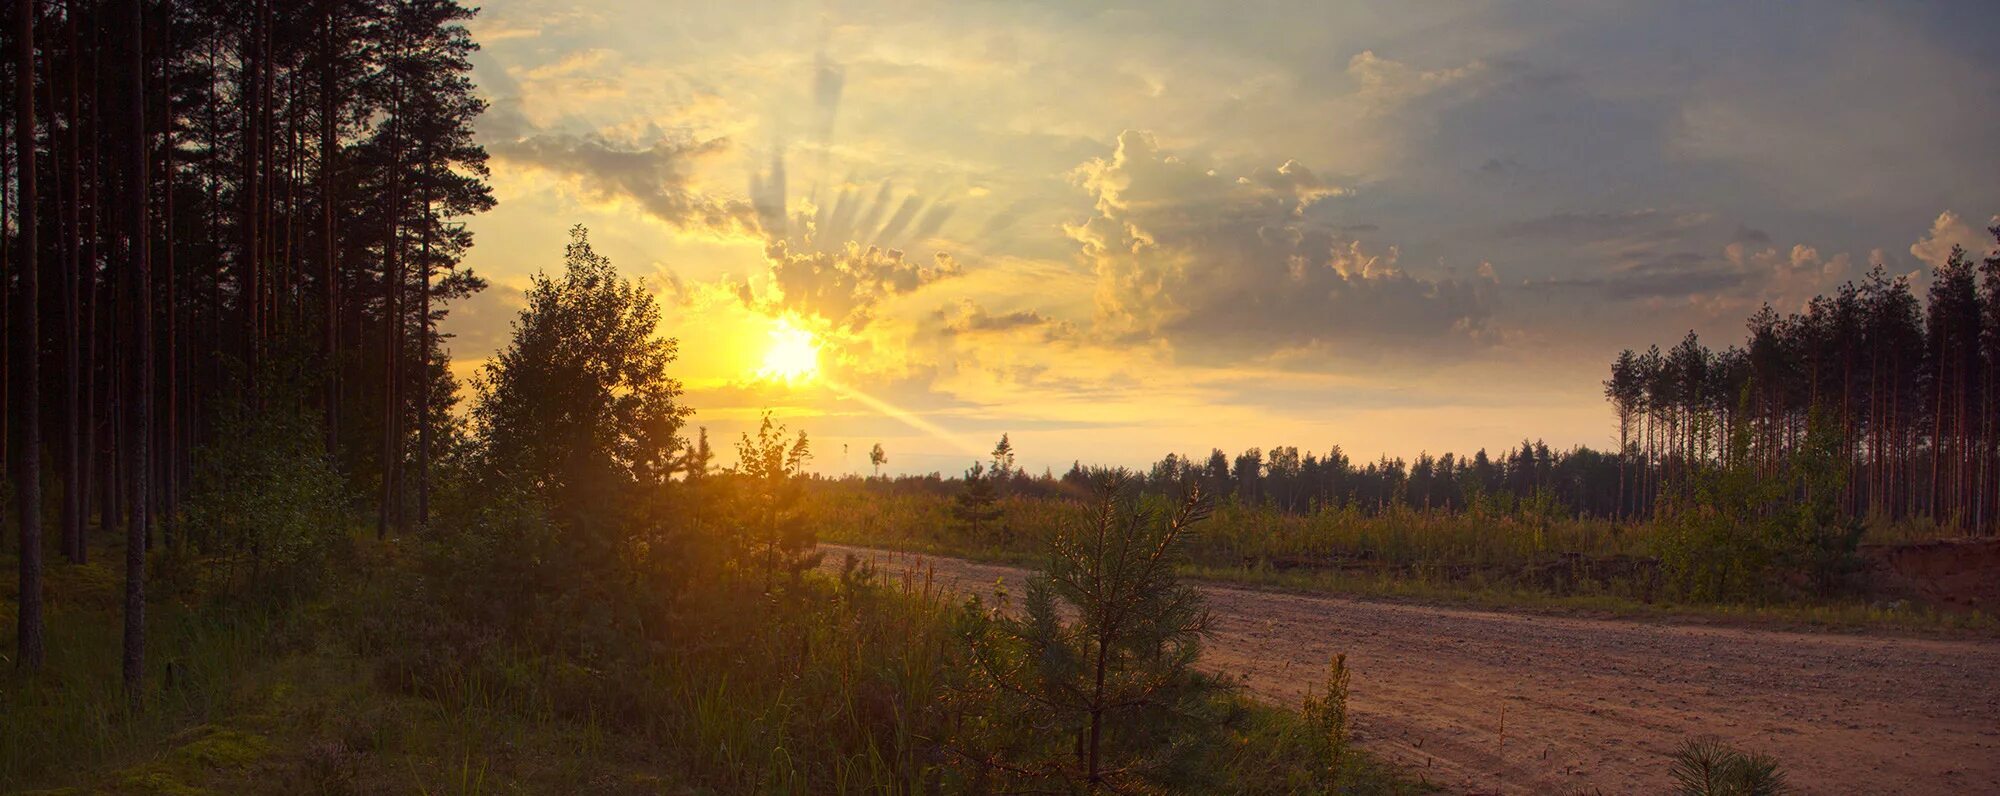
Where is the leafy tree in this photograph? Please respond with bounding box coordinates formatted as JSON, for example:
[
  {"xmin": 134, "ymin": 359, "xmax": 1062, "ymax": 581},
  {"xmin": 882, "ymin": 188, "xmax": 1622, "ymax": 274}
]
[
  {"xmin": 468, "ymin": 225, "xmax": 690, "ymax": 558},
  {"xmin": 1203, "ymin": 448, "xmax": 1233, "ymax": 498},
  {"xmin": 1607, "ymin": 349, "xmax": 1643, "ymax": 517},
  {"xmin": 963, "ymin": 470, "xmax": 1218, "ymax": 790},
  {"xmin": 869, "ymin": 442, "xmax": 888, "ymax": 478},
  {"xmin": 1233, "ymin": 448, "xmax": 1264, "ymax": 504}
]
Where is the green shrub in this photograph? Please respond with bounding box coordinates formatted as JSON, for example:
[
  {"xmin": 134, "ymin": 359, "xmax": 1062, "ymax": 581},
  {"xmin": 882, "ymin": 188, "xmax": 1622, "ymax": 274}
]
[
  {"xmin": 179, "ymin": 404, "xmax": 351, "ymax": 603},
  {"xmin": 1654, "ymin": 409, "xmax": 1862, "ymax": 603}
]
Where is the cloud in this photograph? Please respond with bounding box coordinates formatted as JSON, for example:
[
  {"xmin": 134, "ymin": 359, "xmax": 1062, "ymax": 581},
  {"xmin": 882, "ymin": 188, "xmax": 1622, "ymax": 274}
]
[
  {"xmin": 1239, "ymin": 160, "xmax": 1347, "ymax": 211},
  {"xmin": 1524, "ymin": 230, "xmax": 1851, "ymax": 312},
  {"xmin": 491, "ymin": 132, "xmax": 759, "ymax": 236},
  {"xmin": 1527, "ymin": 252, "xmax": 1742, "ymax": 301},
  {"xmin": 1909, "ymin": 210, "xmax": 2000, "ymax": 268},
  {"xmin": 1067, "ymin": 131, "xmax": 1501, "ymax": 359},
  {"xmin": 931, "ymin": 301, "xmax": 1070, "ymax": 339},
  {"xmin": 1498, "ymin": 210, "xmax": 1664, "ymax": 241},
  {"xmin": 1721, "ymin": 241, "xmax": 1850, "ymax": 310},
  {"xmin": 1346, "ymin": 49, "xmax": 1489, "ymax": 108},
  {"xmin": 739, "ymin": 241, "xmax": 961, "ymax": 332}
]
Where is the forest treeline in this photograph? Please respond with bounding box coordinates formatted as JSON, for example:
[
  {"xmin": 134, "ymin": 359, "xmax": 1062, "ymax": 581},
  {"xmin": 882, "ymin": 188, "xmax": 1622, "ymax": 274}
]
[
  {"xmin": 1606, "ymin": 253, "xmax": 2000, "ymax": 533},
  {"xmin": 859, "ymin": 242, "xmax": 2000, "ymax": 537},
  {"xmin": 3, "ymin": 0, "xmax": 489, "ymax": 678}
]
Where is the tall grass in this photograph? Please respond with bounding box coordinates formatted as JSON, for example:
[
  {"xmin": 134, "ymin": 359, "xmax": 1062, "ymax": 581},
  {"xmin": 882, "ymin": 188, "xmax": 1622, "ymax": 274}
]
[
  {"xmin": 1, "ymin": 553, "xmax": 302, "ymax": 786},
  {"xmin": 808, "ymin": 482, "xmax": 1994, "ymax": 630}
]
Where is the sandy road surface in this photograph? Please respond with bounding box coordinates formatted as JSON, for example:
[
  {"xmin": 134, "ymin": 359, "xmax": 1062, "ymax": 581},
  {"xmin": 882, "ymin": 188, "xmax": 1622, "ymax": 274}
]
[{"xmin": 823, "ymin": 544, "xmax": 2000, "ymax": 795}]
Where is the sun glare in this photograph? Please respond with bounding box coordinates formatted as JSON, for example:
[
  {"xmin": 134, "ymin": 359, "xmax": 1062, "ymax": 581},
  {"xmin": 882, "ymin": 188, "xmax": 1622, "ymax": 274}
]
[{"xmin": 758, "ymin": 319, "xmax": 822, "ymax": 384}]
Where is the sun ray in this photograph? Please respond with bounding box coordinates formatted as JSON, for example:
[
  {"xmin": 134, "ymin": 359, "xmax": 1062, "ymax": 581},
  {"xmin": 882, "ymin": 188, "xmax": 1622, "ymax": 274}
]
[{"xmin": 823, "ymin": 378, "xmax": 988, "ymax": 460}]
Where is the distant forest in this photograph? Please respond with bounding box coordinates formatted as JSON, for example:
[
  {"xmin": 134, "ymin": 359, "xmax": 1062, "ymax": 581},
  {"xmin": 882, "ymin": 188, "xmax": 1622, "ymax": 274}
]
[{"xmin": 873, "ymin": 242, "xmax": 2000, "ymax": 536}]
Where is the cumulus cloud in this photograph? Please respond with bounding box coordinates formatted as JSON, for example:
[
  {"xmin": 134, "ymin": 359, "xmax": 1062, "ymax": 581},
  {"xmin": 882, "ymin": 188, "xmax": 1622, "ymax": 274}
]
[
  {"xmin": 491, "ymin": 132, "xmax": 759, "ymax": 235},
  {"xmin": 738, "ymin": 241, "xmax": 961, "ymax": 332},
  {"xmin": 1067, "ymin": 131, "xmax": 1501, "ymax": 358},
  {"xmin": 1909, "ymin": 210, "xmax": 2000, "ymax": 268},
  {"xmin": 1722, "ymin": 240, "xmax": 1851, "ymax": 310}
]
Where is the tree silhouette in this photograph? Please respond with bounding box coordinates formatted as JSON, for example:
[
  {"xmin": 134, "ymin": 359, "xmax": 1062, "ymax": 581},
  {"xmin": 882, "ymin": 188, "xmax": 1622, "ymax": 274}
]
[
  {"xmin": 990, "ymin": 433, "xmax": 1015, "ymax": 480},
  {"xmin": 732, "ymin": 411, "xmax": 817, "ymax": 592},
  {"xmin": 953, "ymin": 461, "xmax": 1003, "ymax": 543},
  {"xmin": 469, "ymin": 225, "xmax": 689, "ymax": 558}
]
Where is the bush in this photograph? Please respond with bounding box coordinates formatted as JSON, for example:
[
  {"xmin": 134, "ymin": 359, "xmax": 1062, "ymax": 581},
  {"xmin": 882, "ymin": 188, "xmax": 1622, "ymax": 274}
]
[
  {"xmin": 179, "ymin": 403, "xmax": 351, "ymax": 602},
  {"xmin": 1654, "ymin": 410, "xmax": 1862, "ymax": 603}
]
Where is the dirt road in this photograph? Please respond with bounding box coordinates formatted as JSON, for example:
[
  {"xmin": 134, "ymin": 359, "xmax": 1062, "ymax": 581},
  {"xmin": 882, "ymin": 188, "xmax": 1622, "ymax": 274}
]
[{"xmin": 823, "ymin": 545, "xmax": 2000, "ymax": 795}]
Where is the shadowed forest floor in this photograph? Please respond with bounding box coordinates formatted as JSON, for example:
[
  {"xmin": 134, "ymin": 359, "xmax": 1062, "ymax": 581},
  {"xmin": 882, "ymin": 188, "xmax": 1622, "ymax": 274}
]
[
  {"xmin": 2, "ymin": 539, "xmax": 696, "ymax": 794},
  {"xmin": 827, "ymin": 544, "xmax": 2000, "ymax": 795}
]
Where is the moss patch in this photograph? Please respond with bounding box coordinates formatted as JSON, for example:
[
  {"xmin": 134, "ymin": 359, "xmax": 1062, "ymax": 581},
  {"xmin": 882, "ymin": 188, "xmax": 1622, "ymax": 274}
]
[
  {"xmin": 115, "ymin": 768, "xmax": 211, "ymax": 795},
  {"xmin": 169, "ymin": 725, "xmax": 272, "ymax": 771}
]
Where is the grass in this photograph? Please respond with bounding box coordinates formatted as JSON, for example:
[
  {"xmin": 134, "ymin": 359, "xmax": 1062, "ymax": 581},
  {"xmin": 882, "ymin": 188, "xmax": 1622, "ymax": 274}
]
[
  {"xmin": 2, "ymin": 536, "xmax": 693, "ymax": 794},
  {"xmin": 1177, "ymin": 561, "xmax": 1998, "ymax": 634},
  {"xmin": 810, "ymin": 484, "xmax": 1998, "ymax": 635},
  {"xmin": 5, "ymin": 530, "xmax": 1434, "ymax": 794}
]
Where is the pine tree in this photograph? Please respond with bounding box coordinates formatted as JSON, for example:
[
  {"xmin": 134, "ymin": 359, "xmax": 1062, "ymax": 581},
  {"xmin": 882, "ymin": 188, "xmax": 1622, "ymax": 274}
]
[
  {"xmin": 990, "ymin": 432, "xmax": 1015, "ymax": 480},
  {"xmin": 963, "ymin": 470, "xmax": 1216, "ymax": 790},
  {"xmin": 952, "ymin": 461, "xmax": 1003, "ymax": 542}
]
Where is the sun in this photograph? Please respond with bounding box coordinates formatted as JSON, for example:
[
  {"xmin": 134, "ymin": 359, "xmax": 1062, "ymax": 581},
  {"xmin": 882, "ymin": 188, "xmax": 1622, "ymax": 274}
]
[{"xmin": 758, "ymin": 318, "xmax": 822, "ymax": 384}]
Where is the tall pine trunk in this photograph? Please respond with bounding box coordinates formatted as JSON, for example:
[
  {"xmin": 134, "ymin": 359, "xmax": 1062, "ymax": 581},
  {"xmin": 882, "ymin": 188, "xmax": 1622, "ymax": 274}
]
[
  {"xmin": 377, "ymin": 76, "xmax": 404, "ymax": 539},
  {"xmin": 239, "ymin": 1, "xmax": 261, "ymax": 394},
  {"xmin": 60, "ymin": 6, "xmax": 83, "ymax": 564},
  {"xmin": 13, "ymin": 0, "xmax": 47, "ymax": 671},
  {"xmin": 417, "ymin": 188, "xmax": 432, "ymax": 527},
  {"xmin": 158, "ymin": 0, "xmax": 178, "ymax": 545},
  {"xmin": 119, "ymin": 0, "xmax": 150, "ymax": 707},
  {"xmin": 318, "ymin": 0, "xmax": 339, "ymax": 455}
]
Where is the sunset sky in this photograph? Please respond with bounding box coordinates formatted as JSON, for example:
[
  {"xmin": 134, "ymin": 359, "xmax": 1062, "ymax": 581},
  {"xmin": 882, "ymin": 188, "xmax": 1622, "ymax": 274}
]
[{"xmin": 442, "ymin": 0, "xmax": 2000, "ymax": 476}]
